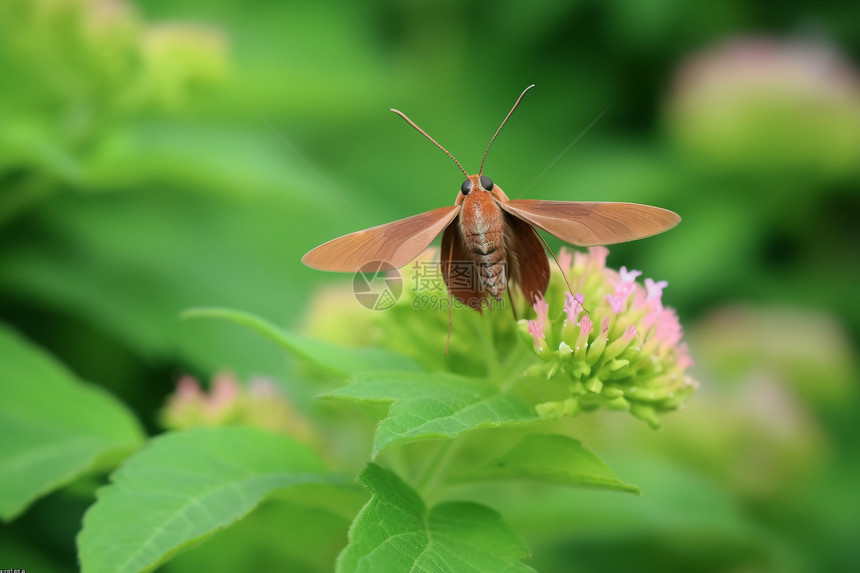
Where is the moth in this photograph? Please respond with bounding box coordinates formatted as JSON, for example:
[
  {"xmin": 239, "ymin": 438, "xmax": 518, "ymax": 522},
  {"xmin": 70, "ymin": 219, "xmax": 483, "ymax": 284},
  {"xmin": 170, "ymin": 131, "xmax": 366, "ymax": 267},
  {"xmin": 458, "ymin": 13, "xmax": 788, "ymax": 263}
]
[{"xmin": 302, "ymin": 85, "xmax": 680, "ymax": 311}]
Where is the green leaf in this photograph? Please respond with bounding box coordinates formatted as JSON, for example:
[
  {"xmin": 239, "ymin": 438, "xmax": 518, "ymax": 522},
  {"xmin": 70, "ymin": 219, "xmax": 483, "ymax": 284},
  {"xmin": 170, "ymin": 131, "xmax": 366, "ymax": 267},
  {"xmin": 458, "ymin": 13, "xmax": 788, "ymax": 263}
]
[
  {"xmin": 457, "ymin": 434, "xmax": 640, "ymax": 495},
  {"xmin": 460, "ymin": 456, "xmax": 768, "ymax": 546},
  {"xmin": 0, "ymin": 324, "xmax": 145, "ymax": 521},
  {"xmin": 320, "ymin": 371, "xmax": 540, "ymax": 456},
  {"xmin": 78, "ymin": 426, "xmax": 347, "ymax": 573},
  {"xmin": 181, "ymin": 307, "xmax": 421, "ymax": 375},
  {"xmin": 338, "ymin": 464, "xmax": 534, "ymax": 573},
  {"xmin": 165, "ymin": 484, "xmax": 368, "ymax": 573}
]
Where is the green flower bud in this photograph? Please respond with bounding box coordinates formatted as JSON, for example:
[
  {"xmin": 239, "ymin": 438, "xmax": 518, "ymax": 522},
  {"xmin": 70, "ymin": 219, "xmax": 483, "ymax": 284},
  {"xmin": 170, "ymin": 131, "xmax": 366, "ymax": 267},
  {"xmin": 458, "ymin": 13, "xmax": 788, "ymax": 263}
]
[{"xmin": 522, "ymin": 246, "xmax": 697, "ymax": 427}]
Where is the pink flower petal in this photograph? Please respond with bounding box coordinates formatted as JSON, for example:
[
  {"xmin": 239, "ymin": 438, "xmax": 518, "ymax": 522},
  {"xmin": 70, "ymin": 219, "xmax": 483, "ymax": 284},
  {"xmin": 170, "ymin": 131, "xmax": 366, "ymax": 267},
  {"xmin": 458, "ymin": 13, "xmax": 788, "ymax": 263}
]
[
  {"xmin": 610, "ymin": 266, "xmax": 641, "ymax": 300},
  {"xmin": 176, "ymin": 375, "xmax": 203, "ymax": 400},
  {"xmin": 580, "ymin": 315, "xmax": 593, "ymax": 335},
  {"xmin": 528, "ymin": 319, "xmax": 545, "ymax": 347},
  {"xmin": 575, "ymin": 315, "xmax": 593, "ymax": 350},
  {"xmin": 605, "ymin": 293, "xmax": 627, "ymax": 313},
  {"xmin": 533, "ymin": 294, "xmax": 549, "ymax": 331},
  {"xmin": 587, "ymin": 246, "xmax": 609, "ymax": 268},
  {"xmin": 564, "ymin": 292, "xmax": 585, "ymax": 323},
  {"xmin": 208, "ymin": 373, "xmax": 240, "ymax": 413},
  {"xmin": 645, "ymin": 279, "xmax": 669, "ymax": 303},
  {"xmin": 619, "ymin": 266, "xmax": 643, "ymax": 283},
  {"xmin": 655, "ymin": 309, "xmax": 683, "ymax": 347},
  {"xmin": 623, "ymin": 324, "xmax": 637, "ymax": 342},
  {"xmin": 676, "ymin": 343, "xmax": 695, "ymax": 369},
  {"xmin": 558, "ymin": 248, "xmax": 573, "ymax": 274}
]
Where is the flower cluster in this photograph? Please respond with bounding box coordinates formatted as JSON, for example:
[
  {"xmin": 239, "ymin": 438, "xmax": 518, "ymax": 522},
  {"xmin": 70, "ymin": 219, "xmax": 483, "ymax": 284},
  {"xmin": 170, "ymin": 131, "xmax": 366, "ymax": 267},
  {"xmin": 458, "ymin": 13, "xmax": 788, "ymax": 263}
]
[
  {"xmin": 519, "ymin": 246, "xmax": 697, "ymax": 427},
  {"xmin": 666, "ymin": 37, "xmax": 860, "ymax": 177},
  {"xmin": 160, "ymin": 372, "xmax": 313, "ymax": 441}
]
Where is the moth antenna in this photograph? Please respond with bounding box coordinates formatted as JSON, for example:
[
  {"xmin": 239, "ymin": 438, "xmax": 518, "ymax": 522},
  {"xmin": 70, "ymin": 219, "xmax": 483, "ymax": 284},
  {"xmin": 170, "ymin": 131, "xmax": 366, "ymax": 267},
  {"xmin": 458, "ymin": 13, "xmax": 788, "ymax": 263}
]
[
  {"xmin": 534, "ymin": 236, "xmax": 594, "ymax": 315},
  {"xmin": 391, "ymin": 108, "xmax": 469, "ymax": 178},
  {"xmin": 534, "ymin": 230, "xmax": 575, "ymax": 296},
  {"xmin": 480, "ymin": 84, "xmax": 535, "ymax": 176}
]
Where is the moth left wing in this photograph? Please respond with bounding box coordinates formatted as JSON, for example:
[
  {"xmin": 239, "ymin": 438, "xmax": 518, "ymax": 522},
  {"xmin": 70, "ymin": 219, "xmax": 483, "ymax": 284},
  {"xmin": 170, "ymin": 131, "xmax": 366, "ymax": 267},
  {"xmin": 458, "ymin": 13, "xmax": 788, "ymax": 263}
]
[
  {"xmin": 302, "ymin": 205, "xmax": 461, "ymax": 271},
  {"xmin": 497, "ymin": 200, "xmax": 680, "ymax": 246}
]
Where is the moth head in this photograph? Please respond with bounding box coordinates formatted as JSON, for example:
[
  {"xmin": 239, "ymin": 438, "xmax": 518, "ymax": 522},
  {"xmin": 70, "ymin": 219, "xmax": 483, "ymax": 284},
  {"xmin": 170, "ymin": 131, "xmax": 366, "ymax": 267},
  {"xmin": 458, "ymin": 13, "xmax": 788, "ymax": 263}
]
[
  {"xmin": 460, "ymin": 174, "xmax": 494, "ymax": 197},
  {"xmin": 479, "ymin": 175, "xmax": 494, "ymax": 191},
  {"xmin": 460, "ymin": 178, "xmax": 473, "ymax": 196}
]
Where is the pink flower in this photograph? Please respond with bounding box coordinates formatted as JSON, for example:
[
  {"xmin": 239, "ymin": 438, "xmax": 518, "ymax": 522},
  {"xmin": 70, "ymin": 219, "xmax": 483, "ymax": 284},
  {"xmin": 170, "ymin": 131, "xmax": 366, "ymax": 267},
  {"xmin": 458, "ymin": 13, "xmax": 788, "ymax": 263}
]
[
  {"xmin": 618, "ymin": 266, "xmax": 642, "ymax": 283},
  {"xmin": 175, "ymin": 375, "xmax": 203, "ymax": 401},
  {"xmin": 575, "ymin": 315, "xmax": 593, "ymax": 352},
  {"xmin": 528, "ymin": 319, "xmax": 544, "ymax": 343},
  {"xmin": 527, "ymin": 319, "xmax": 548, "ymax": 354},
  {"xmin": 606, "ymin": 266, "xmax": 641, "ymax": 312},
  {"xmin": 161, "ymin": 372, "xmax": 313, "ymax": 438},
  {"xmin": 645, "ymin": 278, "xmax": 669, "ymax": 310},
  {"xmin": 515, "ymin": 245, "xmax": 695, "ymax": 427},
  {"xmin": 588, "ymin": 246, "xmax": 609, "ymax": 268},
  {"xmin": 207, "ymin": 373, "xmax": 240, "ymax": 414},
  {"xmin": 533, "ymin": 294, "xmax": 549, "ymax": 332},
  {"xmin": 605, "ymin": 293, "xmax": 627, "ymax": 313},
  {"xmin": 623, "ymin": 324, "xmax": 637, "ymax": 342},
  {"xmin": 558, "ymin": 248, "xmax": 573, "ymax": 274},
  {"xmin": 564, "ymin": 292, "xmax": 585, "ymax": 324},
  {"xmin": 645, "ymin": 278, "xmax": 668, "ymax": 299},
  {"xmin": 654, "ymin": 308, "xmax": 683, "ymax": 350},
  {"xmin": 676, "ymin": 343, "xmax": 695, "ymax": 370}
]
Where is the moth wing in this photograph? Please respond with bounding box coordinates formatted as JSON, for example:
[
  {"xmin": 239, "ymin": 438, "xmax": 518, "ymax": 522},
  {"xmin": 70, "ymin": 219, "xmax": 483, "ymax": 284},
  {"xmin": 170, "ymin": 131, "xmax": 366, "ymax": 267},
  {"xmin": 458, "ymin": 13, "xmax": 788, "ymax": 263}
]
[
  {"xmin": 440, "ymin": 223, "xmax": 487, "ymax": 311},
  {"xmin": 504, "ymin": 212, "xmax": 550, "ymax": 305},
  {"xmin": 302, "ymin": 205, "xmax": 461, "ymax": 272},
  {"xmin": 498, "ymin": 199, "xmax": 680, "ymax": 246}
]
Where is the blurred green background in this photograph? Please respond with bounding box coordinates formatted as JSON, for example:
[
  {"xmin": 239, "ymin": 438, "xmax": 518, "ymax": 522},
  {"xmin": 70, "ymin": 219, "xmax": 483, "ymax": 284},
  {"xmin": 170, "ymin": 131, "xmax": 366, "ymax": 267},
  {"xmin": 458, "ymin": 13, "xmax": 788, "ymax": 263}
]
[{"xmin": 1, "ymin": 0, "xmax": 858, "ymax": 571}]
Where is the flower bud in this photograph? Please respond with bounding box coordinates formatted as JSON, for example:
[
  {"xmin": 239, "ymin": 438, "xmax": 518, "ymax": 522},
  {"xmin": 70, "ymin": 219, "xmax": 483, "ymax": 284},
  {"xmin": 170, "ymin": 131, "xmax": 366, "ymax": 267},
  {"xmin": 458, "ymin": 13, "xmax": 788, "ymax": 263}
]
[{"xmin": 521, "ymin": 247, "xmax": 697, "ymax": 427}]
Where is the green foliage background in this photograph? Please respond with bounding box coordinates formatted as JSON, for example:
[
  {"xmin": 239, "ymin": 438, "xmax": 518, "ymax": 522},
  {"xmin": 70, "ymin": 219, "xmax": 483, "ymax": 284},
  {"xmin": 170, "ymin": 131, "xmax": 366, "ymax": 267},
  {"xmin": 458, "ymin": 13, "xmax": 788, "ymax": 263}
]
[{"xmin": 1, "ymin": 0, "xmax": 858, "ymax": 571}]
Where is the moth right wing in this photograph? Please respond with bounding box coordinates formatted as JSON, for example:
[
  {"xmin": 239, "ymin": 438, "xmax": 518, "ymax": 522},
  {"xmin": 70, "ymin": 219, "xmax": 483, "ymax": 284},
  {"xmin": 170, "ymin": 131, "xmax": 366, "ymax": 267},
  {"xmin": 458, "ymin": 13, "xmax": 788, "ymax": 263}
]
[
  {"xmin": 302, "ymin": 205, "xmax": 461, "ymax": 272},
  {"xmin": 498, "ymin": 200, "xmax": 680, "ymax": 246}
]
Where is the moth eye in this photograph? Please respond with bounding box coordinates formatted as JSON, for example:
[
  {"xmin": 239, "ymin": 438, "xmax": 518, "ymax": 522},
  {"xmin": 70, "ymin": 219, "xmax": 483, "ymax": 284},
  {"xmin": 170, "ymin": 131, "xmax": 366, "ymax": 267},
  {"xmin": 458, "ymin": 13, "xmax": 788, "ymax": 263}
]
[
  {"xmin": 480, "ymin": 175, "xmax": 494, "ymax": 191},
  {"xmin": 460, "ymin": 179, "xmax": 473, "ymax": 195}
]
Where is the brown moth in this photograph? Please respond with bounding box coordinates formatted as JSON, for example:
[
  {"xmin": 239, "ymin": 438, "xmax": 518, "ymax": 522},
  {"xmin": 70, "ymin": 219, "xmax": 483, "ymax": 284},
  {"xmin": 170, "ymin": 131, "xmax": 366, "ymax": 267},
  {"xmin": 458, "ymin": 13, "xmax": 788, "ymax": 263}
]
[{"xmin": 302, "ymin": 85, "xmax": 680, "ymax": 311}]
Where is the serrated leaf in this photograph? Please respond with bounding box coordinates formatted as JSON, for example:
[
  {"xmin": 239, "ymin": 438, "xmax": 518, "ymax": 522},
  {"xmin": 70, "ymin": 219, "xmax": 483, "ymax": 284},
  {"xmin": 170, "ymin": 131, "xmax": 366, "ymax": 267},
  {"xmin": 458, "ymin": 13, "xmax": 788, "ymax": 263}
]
[
  {"xmin": 78, "ymin": 426, "xmax": 347, "ymax": 573},
  {"xmin": 181, "ymin": 307, "xmax": 421, "ymax": 374},
  {"xmin": 320, "ymin": 371, "xmax": 540, "ymax": 456},
  {"xmin": 0, "ymin": 324, "xmax": 145, "ymax": 521},
  {"xmin": 457, "ymin": 434, "xmax": 640, "ymax": 494},
  {"xmin": 338, "ymin": 464, "xmax": 534, "ymax": 573}
]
